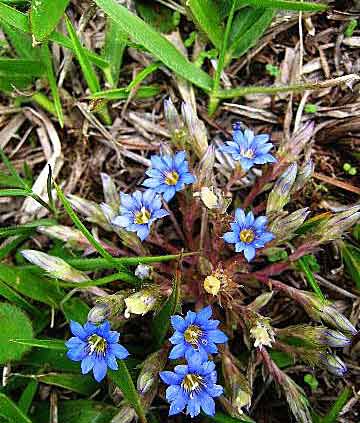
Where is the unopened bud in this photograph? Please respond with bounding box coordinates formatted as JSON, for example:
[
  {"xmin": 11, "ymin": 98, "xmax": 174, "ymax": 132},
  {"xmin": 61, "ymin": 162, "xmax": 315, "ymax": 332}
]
[
  {"xmin": 87, "ymin": 303, "xmax": 111, "ymax": 324},
  {"xmin": 137, "ymin": 349, "xmax": 167, "ymax": 395},
  {"xmin": 101, "ymin": 173, "xmax": 119, "ymax": 210},
  {"xmin": 280, "ymin": 121, "xmax": 315, "ymax": 157},
  {"xmin": 266, "ymin": 163, "xmax": 298, "ymax": 214},
  {"xmin": 292, "ymin": 160, "xmax": 314, "ymax": 192},
  {"xmin": 110, "ymin": 405, "xmax": 137, "ymax": 423},
  {"xmin": 321, "ymin": 305, "xmax": 357, "ymax": 336},
  {"xmin": 181, "ymin": 102, "xmax": 208, "ymax": 159},
  {"xmin": 315, "ymin": 205, "xmax": 360, "ymax": 241},
  {"xmin": 37, "ymin": 225, "xmax": 87, "ymax": 249},
  {"xmin": 269, "ymin": 208, "xmax": 310, "ymax": 241},
  {"xmin": 282, "ymin": 374, "xmax": 312, "ymax": 423},
  {"xmin": 204, "ymin": 275, "xmax": 221, "ymax": 296},
  {"xmin": 67, "ymin": 195, "xmax": 109, "ymax": 230},
  {"xmin": 124, "ymin": 288, "xmax": 160, "ymax": 318},
  {"xmin": 21, "ymin": 250, "xmax": 89, "ymax": 282},
  {"xmin": 164, "ymin": 97, "xmax": 183, "ymax": 132},
  {"xmin": 319, "ymin": 328, "xmax": 351, "ymax": 348},
  {"xmin": 134, "ymin": 264, "xmax": 152, "ymax": 280},
  {"xmin": 195, "ymin": 145, "xmax": 215, "ymax": 187},
  {"xmin": 319, "ymin": 352, "xmax": 347, "ymax": 376},
  {"xmin": 247, "ymin": 292, "xmax": 273, "ymax": 312}
]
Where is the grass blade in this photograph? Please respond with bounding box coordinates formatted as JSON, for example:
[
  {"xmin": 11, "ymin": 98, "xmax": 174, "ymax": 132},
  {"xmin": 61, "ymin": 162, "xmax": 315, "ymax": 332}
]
[
  {"xmin": 11, "ymin": 338, "xmax": 67, "ymax": 350},
  {"xmin": 298, "ymin": 257, "xmax": 325, "ymax": 301},
  {"xmin": 30, "ymin": 0, "xmax": 71, "ymax": 42},
  {"xmin": 89, "ymin": 86, "xmax": 160, "ymax": 100},
  {"xmin": 94, "ymin": 0, "xmax": 213, "ymax": 91},
  {"xmin": 236, "ymin": 0, "xmax": 327, "ymax": 12},
  {"xmin": 321, "ymin": 387, "xmax": 351, "ymax": 423},
  {"xmin": 0, "ymin": 58, "xmax": 45, "ymax": 77}
]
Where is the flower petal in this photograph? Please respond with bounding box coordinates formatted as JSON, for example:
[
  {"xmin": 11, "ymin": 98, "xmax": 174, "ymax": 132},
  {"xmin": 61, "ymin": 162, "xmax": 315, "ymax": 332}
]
[
  {"xmin": 244, "ymin": 246, "xmax": 256, "ymax": 262},
  {"xmin": 160, "ymin": 371, "xmax": 182, "ymax": 386},
  {"xmin": 111, "ymin": 343, "xmax": 129, "ymax": 359},
  {"xmin": 70, "ymin": 321, "xmax": 87, "ymax": 340},
  {"xmin": 169, "ymin": 343, "xmax": 186, "ymax": 359},
  {"xmin": 93, "ymin": 357, "xmax": 108, "ymax": 382},
  {"xmin": 81, "ymin": 354, "xmax": 95, "ymax": 374}
]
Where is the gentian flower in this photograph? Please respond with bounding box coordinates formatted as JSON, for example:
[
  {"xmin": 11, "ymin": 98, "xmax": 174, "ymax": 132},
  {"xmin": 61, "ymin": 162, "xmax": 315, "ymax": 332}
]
[
  {"xmin": 219, "ymin": 122, "xmax": 276, "ymax": 171},
  {"xmin": 65, "ymin": 320, "xmax": 129, "ymax": 382},
  {"xmin": 169, "ymin": 306, "xmax": 228, "ymax": 361},
  {"xmin": 223, "ymin": 208, "xmax": 275, "ymax": 262},
  {"xmin": 111, "ymin": 189, "xmax": 169, "ymax": 241},
  {"xmin": 142, "ymin": 151, "xmax": 196, "ymax": 202},
  {"xmin": 160, "ymin": 353, "xmax": 223, "ymax": 417}
]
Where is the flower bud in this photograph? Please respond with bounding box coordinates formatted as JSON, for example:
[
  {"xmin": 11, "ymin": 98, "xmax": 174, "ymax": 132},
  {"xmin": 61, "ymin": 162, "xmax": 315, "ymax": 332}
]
[
  {"xmin": 195, "ymin": 145, "xmax": 215, "ymax": 187},
  {"xmin": 321, "ymin": 305, "xmax": 357, "ymax": 336},
  {"xmin": 100, "ymin": 173, "xmax": 119, "ymax": 210},
  {"xmin": 247, "ymin": 292, "xmax": 273, "ymax": 312},
  {"xmin": 164, "ymin": 97, "xmax": 183, "ymax": 133},
  {"xmin": 87, "ymin": 303, "xmax": 111, "ymax": 324},
  {"xmin": 269, "ymin": 208, "xmax": 310, "ymax": 241},
  {"xmin": 110, "ymin": 405, "xmax": 137, "ymax": 423},
  {"xmin": 21, "ymin": 250, "xmax": 89, "ymax": 282},
  {"xmin": 137, "ymin": 349, "xmax": 167, "ymax": 395},
  {"xmin": 67, "ymin": 194, "xmax": 110, "ymax": 230},
  {"xmin": 181, "ymin": 102, "xmax": 208, "ymax": 159},
  {"xmin": 124, "ymin": 287, "xmax": 160, "ymax": 318},
  {"xmin": 292, "ymin": 160, "xmax": 314, "ymax": 192},
  {"xmin": 280, "ymin": 121, "xmax": 315, "ymax": 157},
  {"xmin": 266, "ymin": 163, "xmax": 298, "ymax": 214},
  {"xmin": 319, "ymin": 328, "xmax": 351, "ymax": 348},
  {"xmin": 134, "ymin": 264, "xmax": 152, "ymax": 280},
  {"xmin": 319, "ymin": 353, "xmax": 347, "ymax": 376},
  {"xmin": 37, "ymin": 225, "xmax": 87, "ymax": 249},
  {"xmin": 204, "ymin": 275, "xmax": 221, "ymax": 296}
]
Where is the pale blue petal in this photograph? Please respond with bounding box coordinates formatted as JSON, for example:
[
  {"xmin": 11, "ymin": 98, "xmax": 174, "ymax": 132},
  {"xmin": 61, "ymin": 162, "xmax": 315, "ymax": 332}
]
[
  {"xmin": 70, "ymin": 321, "xmax": 87, "ymax": 340},
  {"xmin": 244, "ymin": 246, "xmax": 256, "ymax": 262},
  {"xmin": 93, "ymin": 358, "xmax": 107, "ymax": 382},
  {"xmin": 81, "ymin": 354, "xmax": 95, "ymax": 374}
]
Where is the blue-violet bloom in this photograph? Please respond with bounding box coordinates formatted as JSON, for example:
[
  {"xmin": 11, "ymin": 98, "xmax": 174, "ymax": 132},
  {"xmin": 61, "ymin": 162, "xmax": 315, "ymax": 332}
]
[
  {"xmin": 112, "ymin": 189, "xmax": 169, "ymax": 241},
  {"xmin": 142, "ymin": 151, "xmax": 196, "ymax": 202},
  {"xmin": 160, "ymin": 353, "xmax": 223, "ymax": 417},
  {"xmin": 169, "ymin": 305, "xmax": 228, "ymax": 361},
  {"xmin": 223, "ymin": 208, "xmax": 275, "ymax": 262},
  {"xmin": 65, "ymin": 320, "xmax": 129, "ymax": 382},
  {"xmin": 220, "ymin": 122, "xmax": 276, "ymax": 171}
]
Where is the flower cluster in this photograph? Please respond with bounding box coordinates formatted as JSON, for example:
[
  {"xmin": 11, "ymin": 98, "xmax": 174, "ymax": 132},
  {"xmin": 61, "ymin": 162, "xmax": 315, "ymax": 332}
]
[
  {"xmin": 65, "ymin": 320, "xmax": 129, "ymax": 382},
  {"xmin": 160, "ymin": 306, "xmax": 228, "ymax": 417},
  {"xmin": 111, "ymin": 151, "xmax": 195, "ymax": 241}
]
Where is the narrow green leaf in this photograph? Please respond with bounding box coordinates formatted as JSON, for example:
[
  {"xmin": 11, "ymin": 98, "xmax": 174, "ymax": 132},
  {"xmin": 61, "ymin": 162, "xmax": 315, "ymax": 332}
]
[
  {"xmin": 0, "ymin": 393, "xmax": 32, "ymax": 423},
  {"xmin": 210, "ymin": 411, "xmax": 256, "ymax": 423},
  {"xmin": 90, "ymin": 86, "xmax": 160, "ymax": 100},
  {"xmin": 40, "ymin": 45, "xmax": 64, "ymax": 127},
  {"xmin": 30, "ymin": 0, "xmax": 71, "ymax": 42},
  {"xmin": 0, "ymin": 188, "xmax": 30, "ymax": 197},
  {"xmin": 298, "ymin": 257, "xmax": 325, "ymax": 301},
  {"xmin": 37, "ymin": 373, "xmax": 97, "ymax": 395},
  {"xmin": 186, "ymin": 0, "xmax": 224, "ymax": 49},
  {"xmin": 236, "ymin": 0, "xmax": 327, "ymax": 12},
  {"xmin": 0, "ymin": 145, "xmax": 28, "ymax": 189},
  {"xmin": 103, "ymin": 17, "xmax": 127, "ymax": 87},
  {"xmin": 0, "ymin": 279, "xmax": 39, "ymax": 315},
  {"xmin": 340, "ymin": 241, "xmax": 360, "ymax": 288},
  {"xmin": 152, "ymin": 266, "xmax": 181, "ymax": 349},
  {"xmin": 109, "ymin": 361, "xmax": 148, "ymax": 423},
  {"xmin": 1, "ymin": 20, "xmax": 39, "ymax": 60},
  {"xmin": 0, "ymin": 218, "xmax": 56, "ymax": 237},
  {"xmin": 321, "ymin": 387, "xmax": 351, "ymax": 423},
  {"xmin": 94, "ymin": 0, "xmax": 213, "ymax": 91},
  {"xmin": 0, "ymin": 58, "xmax": 45, "ymax": 76},
  {"xmin": 18, "ymin": 380, "xmax": 38, "ymax": 415},
  {"xmin": 0, "ymin": 234, "xmax": 29, "ymax": 260},
  {"xmin": 58, "ymin": 271, "xmax": 139, "ymax": 289},
  {"xmin": 11, "ymin": 338, "xmax": 66, "ymax": 351},
  {"xmin": 127, "ymin": 62, "xmax": 161, "ymax": 90}
]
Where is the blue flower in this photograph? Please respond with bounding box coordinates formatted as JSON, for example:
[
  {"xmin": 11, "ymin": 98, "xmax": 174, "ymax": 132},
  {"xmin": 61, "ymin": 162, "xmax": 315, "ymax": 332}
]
[
  {"xmin": 111, "ymin": 189, "xmax": 169, "ymax": 241},
  {"xmin": 219, "ymin": 122, "xmax": 276, "ymax": 171},
  {"xmin": 142, "ymin": 151, "xmax": 196, "ymax": 202},
  {"xmin": 223, "ymin": 208, "xmax": 275, "ymax": 262},
  {"xmin": 160, "ymin": 353, "xmax": 223, "ymax": 417},
  {"xmin": 65, "ymin": 320, "xmax": 129, "ymax": 382},
  {"xmin": 169, "ymin": 306, "xmax": 228, "ymax": 361}
]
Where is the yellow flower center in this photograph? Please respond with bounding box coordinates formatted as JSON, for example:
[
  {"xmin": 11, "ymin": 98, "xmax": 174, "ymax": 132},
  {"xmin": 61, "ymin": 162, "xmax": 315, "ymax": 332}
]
[
  {"xmin": 88, "ymin": 334, "xmax": 107, "ymax": 355},
  {"xmin": 204, "ymin": 275, "xmax": 221, "ymax": 296},
  {"xmin": 182, "ymin": 374, "xmax": 203, "ymax": 392},
  {"xmin": 165, "ymin": 171, "xmax": 179, "ymax": 186},
  {"xmin": 240, "ymin": 229, "xmax": 255, "ymax": 243},
  {"xmin": 241, "ymin": 149, "xmax": 254, "ymax": 159},
  {"xmin": 134, "ymin": 207, "xmax": 151, "ymax": 224},
  {"xmin": 184, "ymin": 325, "xmax": 203, "ymax": 345}
]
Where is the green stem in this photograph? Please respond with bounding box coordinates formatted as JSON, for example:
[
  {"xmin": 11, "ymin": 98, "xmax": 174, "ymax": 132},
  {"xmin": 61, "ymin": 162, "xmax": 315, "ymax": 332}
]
[
  {"xmin": 58, "ymin": 272, "xmax": 139, "ymax": 288},
  {"xmin": 208, "ymin": 0, "xmax": 237, "ymax": 115}
]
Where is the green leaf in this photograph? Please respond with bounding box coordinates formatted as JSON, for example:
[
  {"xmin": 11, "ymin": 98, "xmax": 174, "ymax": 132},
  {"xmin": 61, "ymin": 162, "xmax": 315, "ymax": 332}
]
[
  {"xmin": 30, "ymin": 0, "xmax": 70, "ymax": 42},
  {"xmin": 0, "ymin": 264, "xmax": 63, "ymax": 307},
  {"xmin": 102, "ymin": 17, "xmax": 127, "ymax": 87},
  {"xmin": 0, "ymin": 58, "xmax": 45, "ymax": 77},
  {"xmin": 340, "ymin": 242, "xmax": 360, "ymax": 288},
  {"xmin": 90, "ymin": 85, "xmax": 160, "ymax": 100},
  {"xmin": 228, "ymin": 7, "xmax": 274, "ymax": 59},
  {"xmin": 0, "ymin": 393, "xmax": 32, "ymax": 423},
  {"xmin": 37, "ymin": 373, "xmax": 97, "ymax": 395},
  {"xmin": 0, "ymin": 303, "xmax": 33, "ymax": 364},
  {"xmin": 298, "ymin": 256, "xmax": 325, "ymax": 301},
  {"xmin": 34, "ymin": 400, "xmax": 117, "ymax": 423},
  {"xmin": 127, "ymin": 62, "xmax": 161, "ymax": 90},
  {"xmin": 22, "ymin": 348, "xmax": 80, "ymax": 372},
  {"xmin": 0, "ymin": 218, "xmax": 56, "ymax": 238},
  {"xmin": 210, "ymin": 411, "xmax": 256, "ymax": 423},
  {"xmin": 136, "ymin": 0, "xmax": 178, "ymax": 33},
  {"xmin": 62, "ymin": 298, "xmax": 90, "ymax": 323},
  {"xmin": 11, "ymin": 338, "xmax": 66, "ymax": 351},
  {"xmin": 186, "ymin": 0, "xmax": 224, "ymax": 49},
  {"xmin": 18, "ymin": 380, "xmax": 38, "ymax": 415},
  {"xmin": 94, "ymin": 0, "xmax": 213, "ymax": 91},
  {"xmin": 0, "ymin": 188, "xmax": 30, "ymax": 197},
  {"xmin": 152, "ymin": 266, "xmax": 181, "ymax": 349},
  {"xmin": 320, "ymin": 387, "xmax": 351, "ymax": 423},
  {"xmin": 109, "ymin": 361, "xmax": 147, "ymax": 423},
  {"xmin": 0, "ymin": 279, "xmax": 39, "ymax": 315},
  {"xmin": 1, "ymin": 20, "xmax": 39, "ymax": 60},
  {"xmin": 236, "ymin": 0, "xmax": 327, "ymax": 12},
  {"xmin": 270, "ymin": 350, "xmax": 294, "ymax": 368}
]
